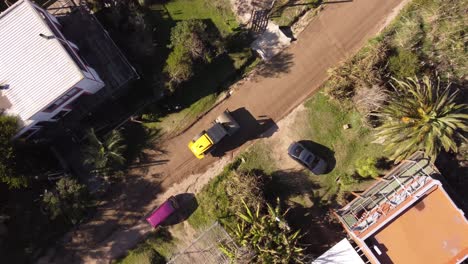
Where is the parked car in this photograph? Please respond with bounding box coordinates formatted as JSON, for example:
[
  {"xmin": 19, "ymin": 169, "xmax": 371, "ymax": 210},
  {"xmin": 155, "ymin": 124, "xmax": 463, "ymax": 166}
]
[
  {"xmin": 146, "ymin": 196, "xmax": 179, "ymax": 228},
  {"xmin": 288, "ymin": 142, "xmax": 327, "ymax": 174}
]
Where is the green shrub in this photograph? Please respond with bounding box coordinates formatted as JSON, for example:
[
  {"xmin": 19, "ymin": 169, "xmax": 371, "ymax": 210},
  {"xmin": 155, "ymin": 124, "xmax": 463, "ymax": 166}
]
[
  {"xmin": 0, "ymin": 115, "xmax": 28, "ymax": 189},
  {"xmin": 119, "ymin": 245, "xmax": 165, "ymax": 264},
  {"xmin": 164, "ymin": 44, "xmax": 193, "ymax": 87},
  {"xmin": 325, "ymin": 40, "xmax": 389, "ymax": 101},
  {"xmin": 188, "ymin": 159, "xmax": 266, "ymax": 230},
  {"xmin": 339, "ymin": 173, "xmax": 358, "ymax": 186},
  {"xmin": 355, "ymin": 157, "xmax": 379, "ymax": 178},
  {"xmin": 42, "ymin": 178, "xmax": 90, "ymax": 225},
  {"xmin": 388, "ymin": 49, "xmax": 419, "ymax": 80},
  {"xmin": 165, "ymin": 19, "xmax": 218, "ymax": 89}
]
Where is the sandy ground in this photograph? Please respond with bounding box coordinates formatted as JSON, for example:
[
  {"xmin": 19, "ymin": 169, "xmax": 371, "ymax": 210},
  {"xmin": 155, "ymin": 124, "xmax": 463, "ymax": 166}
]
[{"xmin": 37, "ymin": 0, "xmax": 410, "ymax": 263}]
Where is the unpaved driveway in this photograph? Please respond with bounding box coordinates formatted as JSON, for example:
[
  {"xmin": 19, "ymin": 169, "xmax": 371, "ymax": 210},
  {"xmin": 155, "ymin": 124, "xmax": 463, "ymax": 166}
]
[{"xmin": 38, "ymin": 0, "xmax": 408, "ymax": 263}]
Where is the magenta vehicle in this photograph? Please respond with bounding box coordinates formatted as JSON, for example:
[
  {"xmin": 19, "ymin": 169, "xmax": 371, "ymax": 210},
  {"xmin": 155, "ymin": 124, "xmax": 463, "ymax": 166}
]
[{"xmin": 146, "ymin": 196, "xmax": 178, "ymax": 228}]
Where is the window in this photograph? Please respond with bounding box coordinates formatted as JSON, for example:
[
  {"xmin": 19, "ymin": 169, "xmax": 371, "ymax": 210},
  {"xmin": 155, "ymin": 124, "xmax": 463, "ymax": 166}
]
[
  {"xmin": 44, "ymin": 87, "xmax": 81, "ymax": 112},
  {"xmin": 51, "ymin": 110, "xmax": 71, "ymax": 120},
  {"xmin": 18, "ymin": 128, "xmax": 40, "ymax": 140}
]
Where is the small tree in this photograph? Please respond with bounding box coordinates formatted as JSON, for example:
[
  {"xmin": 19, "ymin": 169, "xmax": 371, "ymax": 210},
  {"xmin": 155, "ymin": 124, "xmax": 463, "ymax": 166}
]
[
  {"xmin": 164, "ymin": 44, "xmax": 194, "ymax": 86},
  {"xmin": 355, "ymin": 157, "xmax": 379, "ymax": 178},
  {"xmin": 169, "ymin": 19, "xmax": 210, "ymax": 60},
  {"xmin": 232, "ymin": 199, "xmax": 306, "ymax": 264},
  {"xmin": 388, "ymin": 49, "xmax": 419, "ymax": 80},
  {"xmin": 0, "ymin": 115, "xmax": 27, "ymax": 189},
  {"xmin": 42, "ymin": 178, "xmax": 89, "ymax": 225},
  {"xmin": 83, "ymin": 128, "xmax": 126, "ymax": 174},
  {"xmin": 164, "ymin": 20, "xmax": 215, "ymax": 89}
]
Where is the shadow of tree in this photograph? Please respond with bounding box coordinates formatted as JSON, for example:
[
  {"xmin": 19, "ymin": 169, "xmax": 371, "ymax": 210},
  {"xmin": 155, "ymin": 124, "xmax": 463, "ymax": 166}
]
[
  {"xmin": 286, "ymin": 202, "xmax": 345, "ymax": 256},
  {"xmin": 252, "ymin": 52, "xmax": 294, "ymax": 81},
  {"xmin": 436, "ymin": 151, "xmax": 468, "ymax": 212},
  {"xmin": 256, "ymin": 168, "xmax": 345, "ymax": 256},
  {"xmin": 36, "ymin": 170, "xmax": 164, "ymax": 263},
  {"xmin": 264, "ymin": 169, "xmax": 320, "ymax": 202},
  {"xmin": 375, "ymin": 156, "xmax": 392, "ymax": 171},
  {"xmin": 122, "ymin": 122, "xmax": 166, "ymax": 165}
]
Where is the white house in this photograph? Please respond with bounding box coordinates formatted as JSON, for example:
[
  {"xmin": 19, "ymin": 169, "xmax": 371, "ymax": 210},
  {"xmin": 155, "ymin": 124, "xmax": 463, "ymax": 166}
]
[{"xmin": 0, "ymin": 0, "xmax": 105, "ymax": 139}]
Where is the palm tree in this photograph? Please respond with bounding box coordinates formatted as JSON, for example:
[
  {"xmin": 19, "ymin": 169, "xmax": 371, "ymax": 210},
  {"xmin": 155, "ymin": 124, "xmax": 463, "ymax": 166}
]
[
  {"xmin": 83, "ymin": 128, "xmax": 126, "ymax": 172},
  {"xmin": 375, "ymin": 76, "xmax": 468, "ymax": 162}
]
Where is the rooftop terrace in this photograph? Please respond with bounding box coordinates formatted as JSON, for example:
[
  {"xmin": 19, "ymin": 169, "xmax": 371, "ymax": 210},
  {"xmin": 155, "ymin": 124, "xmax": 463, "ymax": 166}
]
[{"xmin": 337, "ymin": 152, "xmax": 439, "ymax": 237}]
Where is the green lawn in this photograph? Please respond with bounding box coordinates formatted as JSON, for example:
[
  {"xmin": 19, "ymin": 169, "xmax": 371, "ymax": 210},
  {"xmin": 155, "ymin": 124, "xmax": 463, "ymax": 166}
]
[
  {"xmin": 301, "ymin": 93, "xmax": 385, "ymax": 197},
  {"xmin": 144, "ymin": 51, "xmax": 255, "ymax": 135},
  {"xmin": 187, "ymin": 93, "xmax": 386, "ymax": 228},
  {"xmin": 188, "ymin": 143, "xmax": 276, "ymax": 230},
  {"xmin": 116, "ymin": 229, "xmax": 176, "ymax": 264},
  {"xmin": 271, "ymin": 0, "xmax": 321, "ymax": 27},
  {"xmin": 163, "ymin": 0, "xmax": 239, "ymax": 36},
  {"xmin": 142, "ymin": 0, "xmax": 257, "ymax": 136}
]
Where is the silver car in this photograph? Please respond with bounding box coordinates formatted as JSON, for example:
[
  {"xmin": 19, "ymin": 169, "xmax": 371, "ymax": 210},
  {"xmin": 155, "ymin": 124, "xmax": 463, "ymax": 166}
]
[{"xmin": 288, "ymin": 142, "xmax": 327, "ymax": 174}]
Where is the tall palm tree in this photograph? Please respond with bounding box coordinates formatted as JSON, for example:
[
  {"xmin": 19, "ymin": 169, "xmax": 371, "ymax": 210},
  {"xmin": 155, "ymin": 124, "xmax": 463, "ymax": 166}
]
[
  {"xmin": 83, "ymin": 128, "xmax": 126, "ymax": 172},
  {"xmin": 375, "ymin": 76, "xmax": 468, "ymax": 162}
]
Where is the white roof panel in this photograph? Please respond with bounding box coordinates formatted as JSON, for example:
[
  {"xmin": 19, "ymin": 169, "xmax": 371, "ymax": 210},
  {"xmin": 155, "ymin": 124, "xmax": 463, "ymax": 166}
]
[
  {"xmin": 0, "ymin": 0, "xmax": 83, "ymax": 121},
  {"xmin": 312, "ymin": 239, "xmax": 366, "ymax": 264}
]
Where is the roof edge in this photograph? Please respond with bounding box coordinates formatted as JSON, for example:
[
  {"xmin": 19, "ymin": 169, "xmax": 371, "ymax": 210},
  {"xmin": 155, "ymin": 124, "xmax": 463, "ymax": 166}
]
[
  {"xmin": 360, "ymin": 180, "xmax": 440, "ymax": 240},
  {"xmin": 0, "ymin": 0, "xmax": 28, "ymax": 20}
]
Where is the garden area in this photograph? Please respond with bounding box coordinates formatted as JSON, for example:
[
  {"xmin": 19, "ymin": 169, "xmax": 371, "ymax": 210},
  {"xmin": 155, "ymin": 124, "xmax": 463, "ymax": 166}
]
[
  {"xmin": 270, "ymin": 0, "xmax": 322, "ymax": 27},
  {"xmin": 117, "ymin": 0, "xmax": 467, "ymax": 262},
  {"xmin": 88, "ymin": 0, "xmax": 259, "ymax": 137}
]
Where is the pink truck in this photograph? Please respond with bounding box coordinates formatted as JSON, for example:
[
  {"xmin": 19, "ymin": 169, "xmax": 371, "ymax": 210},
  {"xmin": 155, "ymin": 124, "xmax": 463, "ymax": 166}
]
[{"xmin": 146, "ymin": 196, "xmax": 179, "ymax": 228}]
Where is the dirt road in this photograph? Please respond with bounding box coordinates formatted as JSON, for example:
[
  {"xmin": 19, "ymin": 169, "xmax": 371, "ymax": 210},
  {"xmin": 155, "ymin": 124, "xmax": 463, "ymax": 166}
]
[{"xmin": 38, "ymin": 0, "xmax": 407, "ymax": 262}]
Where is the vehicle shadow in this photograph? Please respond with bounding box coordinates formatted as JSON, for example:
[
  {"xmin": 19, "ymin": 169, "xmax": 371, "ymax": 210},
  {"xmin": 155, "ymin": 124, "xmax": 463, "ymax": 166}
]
[
  {"xmin": 297, "ymin": 140, "xmax": 336, "ymax": 173},
  {"xmin": 210, "ymin": 107, "xmax": 278, "ymax": 157},
  {"xmin": 162, "ymin": 193, "xmax": 198, "ymax": 226}
]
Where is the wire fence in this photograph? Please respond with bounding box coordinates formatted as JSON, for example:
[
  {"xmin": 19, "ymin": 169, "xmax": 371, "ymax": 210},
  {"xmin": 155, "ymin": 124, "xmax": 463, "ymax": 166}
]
[{"xmin": 167, "ymin": 222, "xmax": 254, "ymax": 264}]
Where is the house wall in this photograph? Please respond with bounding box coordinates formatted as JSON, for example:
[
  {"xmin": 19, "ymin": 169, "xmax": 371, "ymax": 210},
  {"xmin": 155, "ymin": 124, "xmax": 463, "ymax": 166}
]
[{"xmin": 15, "ymin": 76, "xmax": 104, "ymax": 139}]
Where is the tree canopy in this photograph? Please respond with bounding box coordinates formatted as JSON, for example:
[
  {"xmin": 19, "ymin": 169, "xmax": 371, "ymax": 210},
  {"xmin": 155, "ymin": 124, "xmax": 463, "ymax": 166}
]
[
  {"xmin": 0, "ymin": 115, "xmax": 27, "ymax": 188},
  {"xmin": 83, "ymin": 128, "xmax": 126, "ymax": 173},
  {"xmin": 164, "ymin": 19, "xmax": 216, "ymax": 89},
  {"xmin": 42, "ymin": 177, "xmax": 89, "ymax": 225},
  {"xmin": 376, "ymin": 76, "xmax": 468, "ymax": 162}
]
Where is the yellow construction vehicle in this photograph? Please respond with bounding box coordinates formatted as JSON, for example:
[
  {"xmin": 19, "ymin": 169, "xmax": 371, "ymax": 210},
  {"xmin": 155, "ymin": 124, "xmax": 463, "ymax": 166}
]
[{"xmin": 188, "ymin": 110, "xmax": 240, "ymax": 159}]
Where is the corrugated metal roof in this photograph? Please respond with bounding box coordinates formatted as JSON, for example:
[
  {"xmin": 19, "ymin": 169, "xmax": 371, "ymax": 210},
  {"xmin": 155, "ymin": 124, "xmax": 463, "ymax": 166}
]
[
  {"xmin": 0, "ymin": 0, "xmax": 83, "ymax": 121},
  {"xmin": 312, "ymin": 239, "xmax": 365, "ymax": 264}
]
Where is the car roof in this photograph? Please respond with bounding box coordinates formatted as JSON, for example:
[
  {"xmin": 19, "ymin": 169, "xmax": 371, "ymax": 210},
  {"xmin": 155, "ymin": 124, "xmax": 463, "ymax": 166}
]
[
  {"xmin": 288, "ymin": 142, "xmax": 302, "ymax": 154},
  {"xmin": 189, "ymin": 134, "xmax": 213, "ymax": 157},
  {"xmin": 146, "ymin": 198, "xmax": 176, "ymax": 228}
]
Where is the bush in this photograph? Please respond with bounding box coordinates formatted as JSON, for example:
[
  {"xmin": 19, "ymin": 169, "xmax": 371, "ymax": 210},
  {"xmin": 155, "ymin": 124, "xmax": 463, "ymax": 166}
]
[
  {"xmin": 355, "ymin": 157, "xmax": 379, "ymax": 178},
  {"xmin": 164, "ymin": 20, "xmax": 214, "ymax": 89},
  {"xmin": 352, "ymin": 85, "xmax": 388, "ymax": 119},
  {"xmin": 388, "ymin": 49, "xmax": 419, "ymax": 80},
  {"xmin": 325, "ymin": 40, "xmax": 389, "ymax": 101},
  {"xmin": 164, "ymin": 44, "xmax": 194, "ymax": 88},
  {"xmin": 188, "ymin": 160, "xmax": 267, "ymax": 230},
  {"xmin": 120, "ymin": 245, "xmax": 165, "ymax": 264},
  {"xmin": 0, "ymin": 115, "xmax": 27, "ymax": 189},
  {"xmin": 42, "ymin": 178, "xmax": 90, "ymax": 225}
]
